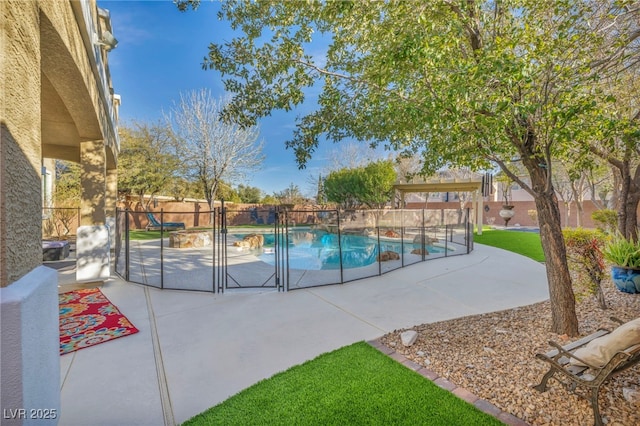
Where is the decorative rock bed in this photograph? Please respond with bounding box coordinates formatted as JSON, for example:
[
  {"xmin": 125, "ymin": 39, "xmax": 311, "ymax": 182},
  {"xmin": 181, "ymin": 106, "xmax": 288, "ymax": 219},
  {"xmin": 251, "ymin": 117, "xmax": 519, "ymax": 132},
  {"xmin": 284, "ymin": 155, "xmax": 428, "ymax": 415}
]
[
  {"xmin": 380, "ymin": 284, "xmax": 640, "ymax": 426},
  {"xmin": 169, "ymin": 229, "xmax": 214, "ymax": 248}
]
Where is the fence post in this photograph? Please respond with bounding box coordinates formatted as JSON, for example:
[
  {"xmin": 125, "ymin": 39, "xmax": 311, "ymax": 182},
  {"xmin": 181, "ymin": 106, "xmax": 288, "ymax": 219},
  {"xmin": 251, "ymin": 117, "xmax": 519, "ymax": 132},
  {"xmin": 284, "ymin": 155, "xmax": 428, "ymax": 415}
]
[
  {"xmin": 337, "ymin": 210, "xmax": 344, "ymax": 284},
  {"xmin": 444, "ymin": 225, "xmax": 449, "ymax": 257},
  {"xmin": 422, "ymin": 209, "xmax": 426, "ymax": 261},
  {"xmin": 284, "ymin": 208, "xmax": 289, "ymax": 292},
  {"xmin": 467, "ymin": 208, "xmax": 473, "ymax": 253},
  {"xmin": 160, "ymin": 209, "xmax": 164, "ymax": 290},
  {"xmin": 376, "ymin": 213, "xmax": 382, "ymax": 276},
  {"xmin": 214, "ymin": 207, "xmax": 217, "ymax": 294},
  {"xmin": 222, "ymin": 200, "xmax": 227, "ymax": 291},
  {"xmin": 125, "ymin": 209, "xmax": 130, "ymax": 282},
  {"xmin": 400, "ymin": 209, "xmax": 405, "ymax": 267}
]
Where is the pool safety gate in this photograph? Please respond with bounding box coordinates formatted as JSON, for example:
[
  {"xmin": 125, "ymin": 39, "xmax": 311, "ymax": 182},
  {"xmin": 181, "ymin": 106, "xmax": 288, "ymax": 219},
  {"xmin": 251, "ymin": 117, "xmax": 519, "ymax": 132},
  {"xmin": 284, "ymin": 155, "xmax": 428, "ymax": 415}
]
[{"xmin": 115, "ymin": 206, "xmax": 474, "ymax": 293}]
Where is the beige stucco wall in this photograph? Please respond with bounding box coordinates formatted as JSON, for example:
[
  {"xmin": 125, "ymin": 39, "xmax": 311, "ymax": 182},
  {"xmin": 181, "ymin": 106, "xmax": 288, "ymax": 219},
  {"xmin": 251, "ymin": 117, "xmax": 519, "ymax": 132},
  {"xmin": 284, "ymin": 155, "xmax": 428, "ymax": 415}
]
[
  {"xmin": 2, "ymin": 1, "xmax": 119, "ymax": 423},
  {"xmin": 39, "ymin": 0, "xmax": 111, "ymax": 162},
  {"xmin": 1, "ymin": 1, "xmax": 43, "ymax": 286},
  {"xmin": 2, "ymin": 0, "xmax": 119, "ymax": 286}
]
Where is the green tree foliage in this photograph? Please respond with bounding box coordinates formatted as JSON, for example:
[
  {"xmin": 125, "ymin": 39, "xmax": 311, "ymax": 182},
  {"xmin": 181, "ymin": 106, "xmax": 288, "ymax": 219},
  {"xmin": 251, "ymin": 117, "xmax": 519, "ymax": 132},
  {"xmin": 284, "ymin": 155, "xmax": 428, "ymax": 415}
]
[
  {"xmin": 167, "ymin": 178, "xmax": 202, "ymax": 202},
  {"xmin": 180, "ymin": 0, "xmax": 640, "ymax": 335},
  {"xmin": 45, "ymin": 161, "xmax": 81, "ymax": 237},
  {"xmin": 580, "ymin": 66, "xmax": 640, "ymax": 240},
  {"xmin": 236, "ymin": 184, "xmax": 263, "ymax": 203},
  {"xmin": 260, "ymin": 194, "xmax": 279, "ymax": 205},
  {"xmin": 216, "ymin": 181, "xmax": 241, "ymax": 203},
  {"xmin": 591, "ymin": 209, "xmax": 618, "ymax": 235},
  {"xmin": 54, "ymin": 161, "xmax": 81, "ymax": 207},
  {"xmin": 325, "ymin": 160, "xmax": 396, "ymax": 209},
  {"xmin": 315, "ymin": 175, "xmax": 327, "ymax": 205},
  {"xmin": 118, "ymin": 122, "xmax": 179, "ymax": 209},
  {"xmin": 274, "ymin": 183, "xmax": 307, "ymax": 205},
  {"xmin": 324, "ymin": 168, "xmax": 361, "ymax": 210}
]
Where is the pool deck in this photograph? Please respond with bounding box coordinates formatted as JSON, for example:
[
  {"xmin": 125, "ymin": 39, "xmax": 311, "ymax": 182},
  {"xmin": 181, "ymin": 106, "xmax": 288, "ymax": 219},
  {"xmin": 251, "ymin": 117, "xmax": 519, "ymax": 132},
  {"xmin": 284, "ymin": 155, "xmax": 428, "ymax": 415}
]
[{"xmin": 56, "ymin": 243, "xmax": 549, "ymax": 425}]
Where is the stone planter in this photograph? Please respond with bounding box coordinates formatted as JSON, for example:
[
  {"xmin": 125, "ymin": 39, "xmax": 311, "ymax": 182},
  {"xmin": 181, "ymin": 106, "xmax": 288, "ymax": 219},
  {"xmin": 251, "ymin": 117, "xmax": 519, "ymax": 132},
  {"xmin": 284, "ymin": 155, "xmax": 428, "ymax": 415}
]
[
  {"xmin": 499, "ymin": 205, "xmax": 515, "ymax": 226},
  {"xmin": 169, "ymin": 230, "xmax": 214, "ymax": 248},
  {"xmin": 610, "ymin": 265, "xmax": 640, "ymax": 294}
]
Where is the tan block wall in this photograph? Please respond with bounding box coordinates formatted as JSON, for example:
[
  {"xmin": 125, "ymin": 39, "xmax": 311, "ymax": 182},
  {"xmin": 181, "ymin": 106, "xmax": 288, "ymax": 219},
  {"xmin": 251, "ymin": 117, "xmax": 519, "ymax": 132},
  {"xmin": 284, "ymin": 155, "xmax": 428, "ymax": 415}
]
[
  {"xmin": 406, "ymin": 200, "xmax": 640, "ymax": 229},
  {"xmin": 117, "ymin": 198, "xmax": 638, "ymax": 232},
  {"xmin": 1, "ymin": 1, "xmax": 43, "ymax": 286}
]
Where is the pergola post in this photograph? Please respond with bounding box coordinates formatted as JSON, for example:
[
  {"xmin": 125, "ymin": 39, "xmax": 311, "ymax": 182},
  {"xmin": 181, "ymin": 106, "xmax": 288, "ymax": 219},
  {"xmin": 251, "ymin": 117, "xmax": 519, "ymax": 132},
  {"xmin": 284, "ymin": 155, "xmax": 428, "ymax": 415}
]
[{"xmin": 476, "ymin": 189, "xmax": 483, "ymax": 235}]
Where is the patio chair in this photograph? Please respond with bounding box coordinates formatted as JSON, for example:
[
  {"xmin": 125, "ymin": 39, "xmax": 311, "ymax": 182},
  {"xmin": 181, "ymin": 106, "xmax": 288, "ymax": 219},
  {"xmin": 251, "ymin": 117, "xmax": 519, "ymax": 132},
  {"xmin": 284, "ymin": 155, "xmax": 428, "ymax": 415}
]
[{"xmin": 145, "ymin": 212, "xmax": 186, "ymax": 231}]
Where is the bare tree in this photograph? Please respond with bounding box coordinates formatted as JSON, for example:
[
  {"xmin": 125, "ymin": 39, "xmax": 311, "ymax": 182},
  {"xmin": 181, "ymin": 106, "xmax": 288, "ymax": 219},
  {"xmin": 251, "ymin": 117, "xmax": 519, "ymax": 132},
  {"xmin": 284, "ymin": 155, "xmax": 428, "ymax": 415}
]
[
  {"xmin": 394, "ymin": 155, "xmax": 423, "ymax": 182},
  {"xmin": 552, "ymin": 163, "xmax": 577, "ymax": 228},
  {"xmin": 166, "ymin": 89, "xmax": 265, "ymax": 208},
  {"xmin": 325, "ymin": 141, "xmax": 384, "ymax": 172},
  {"xmin": 585, "ymin": 163, "xmax": 615, "ymax": 210}
]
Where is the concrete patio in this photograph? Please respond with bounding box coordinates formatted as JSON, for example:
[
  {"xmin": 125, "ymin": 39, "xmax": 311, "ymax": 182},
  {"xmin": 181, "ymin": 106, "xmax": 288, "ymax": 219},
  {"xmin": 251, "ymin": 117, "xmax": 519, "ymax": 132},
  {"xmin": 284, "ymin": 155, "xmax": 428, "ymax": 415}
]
[{"xmin": 56, "ymin": 243, "xmax": 549, "ymax": 425}]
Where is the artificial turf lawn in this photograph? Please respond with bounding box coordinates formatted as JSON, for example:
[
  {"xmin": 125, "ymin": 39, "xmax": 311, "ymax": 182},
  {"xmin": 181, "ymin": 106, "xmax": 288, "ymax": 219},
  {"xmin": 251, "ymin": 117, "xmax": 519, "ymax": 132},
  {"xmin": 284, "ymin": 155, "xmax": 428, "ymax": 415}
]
[
  {"xmin": 128, "ymin": 229, "xmax": 172, "ymax": 240},
  {"xmin": 182, "ymin": 342, "xmax": 502, "ymax": 426},
  {"xmin": 474, "ymin": 228, "xmax": 545, "ymax": 262}
]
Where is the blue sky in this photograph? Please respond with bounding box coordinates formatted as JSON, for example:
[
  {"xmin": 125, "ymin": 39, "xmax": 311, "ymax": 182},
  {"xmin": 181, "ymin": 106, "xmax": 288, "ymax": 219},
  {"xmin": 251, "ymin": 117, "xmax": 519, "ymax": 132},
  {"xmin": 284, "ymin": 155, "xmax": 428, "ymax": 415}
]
[{"xmin": 102, "ymin": 0, "xmax": 340, "ymax": 196}]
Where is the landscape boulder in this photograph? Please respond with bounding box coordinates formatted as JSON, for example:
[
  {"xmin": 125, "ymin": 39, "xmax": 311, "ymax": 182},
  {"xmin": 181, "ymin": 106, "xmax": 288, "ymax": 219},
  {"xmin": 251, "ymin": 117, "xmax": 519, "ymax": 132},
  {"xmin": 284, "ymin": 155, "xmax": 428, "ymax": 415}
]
[
  {"xmin": 233, "ymin": 233, "xmax": 265, "ymax": 249},
  {"xmin": 377, "ymin": 250, "xmax": 400, "ymax": 261}
]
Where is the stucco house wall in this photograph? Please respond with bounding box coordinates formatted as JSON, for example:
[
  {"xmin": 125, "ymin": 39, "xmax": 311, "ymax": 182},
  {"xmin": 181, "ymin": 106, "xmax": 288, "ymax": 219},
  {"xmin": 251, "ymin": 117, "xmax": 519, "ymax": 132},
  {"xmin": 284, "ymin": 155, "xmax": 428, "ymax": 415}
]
[
  {"xmin": 1, "ymin": 1, "xmax": 119, "ymax": 424},
  {"xmin": 1, "ymin": 1, "xmax": 44, "ymax": 284}
]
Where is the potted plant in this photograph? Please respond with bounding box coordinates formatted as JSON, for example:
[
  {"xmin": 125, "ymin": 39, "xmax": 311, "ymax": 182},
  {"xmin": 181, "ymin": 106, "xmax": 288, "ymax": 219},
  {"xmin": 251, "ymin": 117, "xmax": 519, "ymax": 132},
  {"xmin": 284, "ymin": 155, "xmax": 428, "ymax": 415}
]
[{"xmin": 602, "ymin": 232, "xmax": 640, "ymax": 294}]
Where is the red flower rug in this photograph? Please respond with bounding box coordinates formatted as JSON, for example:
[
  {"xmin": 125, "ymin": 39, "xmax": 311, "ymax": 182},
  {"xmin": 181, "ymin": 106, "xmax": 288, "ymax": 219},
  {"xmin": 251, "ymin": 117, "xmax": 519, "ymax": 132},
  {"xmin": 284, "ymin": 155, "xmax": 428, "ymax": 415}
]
[{"xmin": 59, "ymin": 288, "xmax": 139, "ymax": 355}]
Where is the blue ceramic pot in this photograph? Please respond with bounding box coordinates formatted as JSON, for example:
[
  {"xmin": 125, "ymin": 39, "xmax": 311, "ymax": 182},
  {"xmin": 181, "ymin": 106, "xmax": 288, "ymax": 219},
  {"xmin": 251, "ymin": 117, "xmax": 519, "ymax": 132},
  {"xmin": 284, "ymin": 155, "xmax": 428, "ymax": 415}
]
[{"xmin": 610, "ymin": 266, "xmax": 640, "ymax": 294}]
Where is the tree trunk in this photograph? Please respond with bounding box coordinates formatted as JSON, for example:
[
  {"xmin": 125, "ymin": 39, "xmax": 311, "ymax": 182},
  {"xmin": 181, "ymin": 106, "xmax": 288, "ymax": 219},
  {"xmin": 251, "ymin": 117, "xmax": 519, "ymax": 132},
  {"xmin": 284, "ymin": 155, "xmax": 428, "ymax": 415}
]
[
  {"xmin": 610, "ymin": 166, "xmax": 622, "ymax": 211},
  {"xmin": 517, "ymin": 143, "xmax": 579, "ymax": 336},
  {"xmin": 534, "ymin": 190, "xmax": 579, "ymax": 336},
  {"xmin": 615, "ymin": 161, "xmax": 640, "ymax": 241},
  {"xmin": 576, "ymin": 201, "xmax": 584, "ymax": 228},
  {"xmin": 571, "ymin": 179, "xmax": 585, "ymax": 228},
  {"xmin": 622, "ymin": 189, "xmax": 639, "ymax": 241}
]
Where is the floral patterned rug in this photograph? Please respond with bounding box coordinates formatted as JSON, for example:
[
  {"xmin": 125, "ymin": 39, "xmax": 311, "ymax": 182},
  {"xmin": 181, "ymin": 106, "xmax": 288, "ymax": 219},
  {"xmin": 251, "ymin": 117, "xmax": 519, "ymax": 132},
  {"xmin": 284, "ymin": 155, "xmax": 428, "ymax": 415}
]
[{"xmin": 59, "ymin": 288, "xmax": 139, "ymax": 355}]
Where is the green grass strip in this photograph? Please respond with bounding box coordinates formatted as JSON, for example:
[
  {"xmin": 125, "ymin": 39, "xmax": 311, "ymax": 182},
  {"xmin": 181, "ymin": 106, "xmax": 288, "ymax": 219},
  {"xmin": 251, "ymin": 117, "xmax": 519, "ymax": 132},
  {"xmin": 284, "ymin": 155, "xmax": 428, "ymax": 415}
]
[
  {"xmin": 182, "ymin": 342, "xmax": 502, "ymax": 426},
  {"xmin": 128, "ymin": 230, "xmax": 172, "ymax": 240},
  {"xmin": 474, "ymin": 228, "xmax": 545, "ymax": 262}
]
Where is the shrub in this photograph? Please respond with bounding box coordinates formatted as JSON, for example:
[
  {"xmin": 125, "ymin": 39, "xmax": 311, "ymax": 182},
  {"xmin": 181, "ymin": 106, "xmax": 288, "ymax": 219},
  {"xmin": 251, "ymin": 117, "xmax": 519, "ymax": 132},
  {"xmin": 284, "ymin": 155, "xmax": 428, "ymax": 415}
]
[
  {"xmin": 601, "ymin": 231, "xmax": 640, "ymax": 268},
  {"xmin": 591, "ymin": 209, "xmax": 617, "ymax": 234},
  {"xmin": 563, "ymin": 228, "xmax": 607, "ymax": 309}
]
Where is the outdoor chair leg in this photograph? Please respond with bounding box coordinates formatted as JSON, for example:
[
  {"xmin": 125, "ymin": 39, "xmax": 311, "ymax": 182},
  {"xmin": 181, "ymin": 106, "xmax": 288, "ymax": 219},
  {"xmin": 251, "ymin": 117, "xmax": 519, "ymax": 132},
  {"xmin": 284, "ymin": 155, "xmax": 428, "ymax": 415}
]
[
  {"xmin": 533, "ymin": 368, "xmax": 555, "ymax": 392},
  {"xmin": 590, "ymin": 386, "xmax": 603, "ymax": 426}
]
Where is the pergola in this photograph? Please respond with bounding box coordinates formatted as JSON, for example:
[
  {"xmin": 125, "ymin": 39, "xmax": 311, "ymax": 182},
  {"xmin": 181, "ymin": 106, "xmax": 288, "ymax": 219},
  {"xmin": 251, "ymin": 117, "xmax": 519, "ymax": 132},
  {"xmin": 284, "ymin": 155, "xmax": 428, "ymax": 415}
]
[{"xmin": 393, "ymin": 178, "xmax": 484, "ymax": 235}]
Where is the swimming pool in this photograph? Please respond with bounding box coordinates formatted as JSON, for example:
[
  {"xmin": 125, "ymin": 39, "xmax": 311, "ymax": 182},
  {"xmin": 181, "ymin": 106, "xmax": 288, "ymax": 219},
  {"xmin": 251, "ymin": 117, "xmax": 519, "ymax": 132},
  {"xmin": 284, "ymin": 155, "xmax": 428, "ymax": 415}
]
[{"xmin": 234, "ymin": 230, "xmax": 446, "ymax": 270}]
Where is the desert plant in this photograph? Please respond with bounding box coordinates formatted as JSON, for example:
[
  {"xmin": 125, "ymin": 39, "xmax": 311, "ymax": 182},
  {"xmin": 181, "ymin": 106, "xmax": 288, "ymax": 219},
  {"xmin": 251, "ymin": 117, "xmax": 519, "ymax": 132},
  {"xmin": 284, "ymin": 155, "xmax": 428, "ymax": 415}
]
[
  {"xmin": 563, "ymin": 228, "xmax": 607, "ymax": 309},
  {"xmin": 52, "ymin": 207, "xmax": 78, "ymax": 237},
  {"xmin": 591, "ymin": 209, "xmax": 617, "ymax": 234},
  {"xmin": 527, "ymin": 209, "xmax": 538, "ymax": 225},
  {"xmin": 602, "ymin": 231, "xmax": 640, "ymax": 268}
]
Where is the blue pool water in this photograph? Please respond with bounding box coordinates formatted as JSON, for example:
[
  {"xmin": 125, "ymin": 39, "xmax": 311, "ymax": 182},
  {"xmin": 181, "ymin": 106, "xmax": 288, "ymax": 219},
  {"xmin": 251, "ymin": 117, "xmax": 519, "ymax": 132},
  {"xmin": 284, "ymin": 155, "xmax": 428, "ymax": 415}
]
[
  {"xmin": 234, "ymin": 230, "xmax": 445, "ymax": 270},
  {"xmin": 504, "ymin": 227, "xmax": 540, "ymax": 233}
]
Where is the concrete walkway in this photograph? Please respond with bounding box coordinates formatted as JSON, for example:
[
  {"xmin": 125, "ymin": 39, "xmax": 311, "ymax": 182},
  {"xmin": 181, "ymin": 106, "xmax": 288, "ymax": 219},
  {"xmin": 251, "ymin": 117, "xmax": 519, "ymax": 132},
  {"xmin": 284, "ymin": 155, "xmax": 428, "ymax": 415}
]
[{"xmin": 57, "ymin": 243, "xmax": 549, "ymax": 426}]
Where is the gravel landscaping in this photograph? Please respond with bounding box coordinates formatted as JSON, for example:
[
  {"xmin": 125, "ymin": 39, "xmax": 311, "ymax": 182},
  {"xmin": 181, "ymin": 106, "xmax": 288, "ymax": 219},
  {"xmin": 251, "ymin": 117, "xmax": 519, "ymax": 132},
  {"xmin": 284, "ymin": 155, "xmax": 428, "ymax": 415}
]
[{"xmin": 380, "ymin": 283, "xmax": 640, "ymax": 426}]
